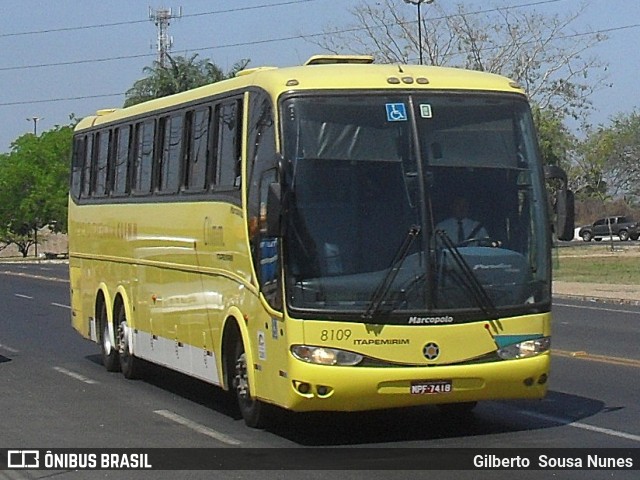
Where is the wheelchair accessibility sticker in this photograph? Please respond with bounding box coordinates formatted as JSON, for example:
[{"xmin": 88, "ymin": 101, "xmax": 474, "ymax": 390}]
[{"xmin": 385, "ymin": 103, "xmax": 408, "ymax": 122}]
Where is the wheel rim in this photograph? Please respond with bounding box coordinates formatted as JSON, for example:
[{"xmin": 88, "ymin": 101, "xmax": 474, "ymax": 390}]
[
  {"xmin": 234, "ymin": 352, "xmax": 250, "ymax": 401},
  {"xmin": 117, "ymin": 318, "xmax": 130, "ymax": 360},
  {"xmin": 102, "ymin": 322, "xmax": 113, "ymax": 354}
]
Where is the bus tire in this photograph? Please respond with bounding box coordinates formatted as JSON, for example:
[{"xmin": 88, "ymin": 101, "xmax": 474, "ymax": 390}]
[
  {"xmin": 231, "ymin": 337, "xmax": 269, "ymax": 428},
  {"xmin": 115, "ymin": 300, "xmax": 143, "ymax": 380},
  {"xmin": 98, "ymin": 299, "xmax": 120, "ymax": 372}
]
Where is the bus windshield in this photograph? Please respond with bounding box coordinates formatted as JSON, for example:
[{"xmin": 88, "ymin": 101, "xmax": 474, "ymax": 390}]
[{"xmin": 281, "ymin": 93, "xmax": 550, "ymax": 323}]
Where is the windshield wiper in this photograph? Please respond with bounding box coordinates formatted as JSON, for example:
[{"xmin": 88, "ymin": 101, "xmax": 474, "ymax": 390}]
[
  {"xmin": 435, "ymin": 230, "xmax": 499, "ymax": 320},
  {"xmin": 362, "ymin": 225, "xmax": 421, "ymax": 320}
]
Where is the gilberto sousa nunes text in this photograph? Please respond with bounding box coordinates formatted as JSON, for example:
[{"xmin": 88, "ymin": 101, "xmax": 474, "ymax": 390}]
[{"xmin": 474, "ymin": 453, "xmax": 634, "ymax": 469}]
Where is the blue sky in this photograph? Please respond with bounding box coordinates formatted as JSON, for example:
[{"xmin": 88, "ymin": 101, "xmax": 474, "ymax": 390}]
[{"xmin": 0, "ymin": 0, "xmax": 638, "ymax": 152}]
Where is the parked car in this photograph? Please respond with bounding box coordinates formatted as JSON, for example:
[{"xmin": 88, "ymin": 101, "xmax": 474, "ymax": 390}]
[{"xmin": 578, "ymin": 216, "xmax": 640, "ymax": 242}]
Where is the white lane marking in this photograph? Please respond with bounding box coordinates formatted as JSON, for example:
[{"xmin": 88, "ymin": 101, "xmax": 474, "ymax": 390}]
[
  {"xmin": 1, "ymin": 270, "xmax": 68, "ymax": 283},
  {"xmin": 0, "ymin": 343, "xmax": 19, "ymax": 353},
  {"xmin": 154, "ymin": 409, "xmax": 241, "ymax": 445},
  {"xmin": 554, "ymin": 302, "xmax": 640, "ymax": 315},
  {"xmin": 51, "ymin": 302, "xmax": 71, "ymax": 309},
  {"xmin": 53, "ymin": 366, "xmax": 98, "ymax": 385},
  {"xmin": 14, "ymin": 294, "xmax": 33, "ymax": 299},
  {"xmin": 520, "ymin": 410, "xmax": 640, "ymax": 443}
]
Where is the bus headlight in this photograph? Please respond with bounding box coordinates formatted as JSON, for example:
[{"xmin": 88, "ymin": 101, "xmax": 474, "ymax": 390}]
[
  {"xmin": 291, "ymin": 345, "xmax": 363, "ymax": 366},
  {"xmin": 497, "ymin": 336, "xmax": 550, "ymax": 360}
]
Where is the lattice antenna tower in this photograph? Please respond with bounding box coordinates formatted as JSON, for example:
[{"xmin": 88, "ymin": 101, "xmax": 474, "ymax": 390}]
[{"xmin": 149, "ymin": 6, "xmax": 183, "ymax": 67}]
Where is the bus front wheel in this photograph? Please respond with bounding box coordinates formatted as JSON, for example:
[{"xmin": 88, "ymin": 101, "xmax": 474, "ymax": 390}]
[{"xmin": 231, "ymin": 338, "xmax": 269, "ymax": 428}]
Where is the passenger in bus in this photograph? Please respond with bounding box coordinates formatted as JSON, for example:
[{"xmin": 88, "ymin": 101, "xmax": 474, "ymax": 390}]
[{"xmin": 436, "ymin": 195, "xmax": 488, "ymax": 245}]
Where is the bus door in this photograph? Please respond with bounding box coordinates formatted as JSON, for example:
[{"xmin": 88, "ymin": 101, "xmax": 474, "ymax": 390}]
[{"xmin": 193, "ymin": 95, "xmax": 252, "ymax": 384}]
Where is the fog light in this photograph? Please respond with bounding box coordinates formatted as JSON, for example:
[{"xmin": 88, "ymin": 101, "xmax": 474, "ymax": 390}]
[
  {"xmin": 317, "ymin": 385, "xmax": 331, "ymax": 396},
  {"xmin": 538, "ymin": 373, "xmax": 548, "ymax": 385},
  {"xmin": 296, "ymin": 382, "xmax": 311, "ymax": 394}
]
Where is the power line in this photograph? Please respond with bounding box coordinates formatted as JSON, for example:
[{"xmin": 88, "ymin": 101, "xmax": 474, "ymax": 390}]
[
  {"xmin": 1, "ymin": 18, "xmax": 637, "ymax": 74},
  {"xmin": 2, "ymin": 19, "xmax": 638, "ymax": 108},
  {"xmin": 0, "ymin": 0, "xmax": 624, "ymax": 73},
  {"xmin": 0, "ymin": 0, "xmax": 559, "ymax": 43},
  {"xmin": 0, "ymin": 53, "xmax": 153, "ymax": 72},
  {"xmin": 1, "ymin": 13, "xmax": 634, "ymax": 111},
  {"xmin": 0, "ymin": 93, "xmax": 123, "ymax": 108},
  {"xmin": 0, "ymin": 0, "xmax": 316, "ymax": 38}
]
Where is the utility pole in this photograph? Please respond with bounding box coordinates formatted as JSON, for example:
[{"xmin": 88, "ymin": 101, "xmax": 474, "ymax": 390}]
[
  {"xmin": 149, "ymin": 6, "xmax": 182, "ymax": 67},
  {"xmin": 26, "ymin": 116, "xmax": 42, "ymax": 136},
  {"xmin": 403, "ymin": 0, "xmax": 435, "ymax": 65}
]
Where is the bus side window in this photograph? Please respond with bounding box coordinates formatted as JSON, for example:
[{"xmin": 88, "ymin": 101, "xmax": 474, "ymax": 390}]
[
  {"xmin": 132, "ymin": 119, "xmax": 155, "ymax": 195},
  {"xmin": 158, "ymin": 113, "xmax": 183, "ymax": 194},
  {"xmin": 185, "ymin": 107, "xmax": 210, "ymax": 192},
  {"xmin": 81, "ymin": 134, "xmax": 94, "ymax": 199},
  {"xmin": 113, "ymin": 125, "xmax": 131, "ymax": 196},
  {"xmin": 93, "ymin": 129, "xmax": 110, "ymax": 197},
  {"xmin": 71, "ymin": 136, "xmax": 85, "ymax": 200},
  {"xmin": 216, "ymin": 99, "xmax": 242, "ymax": 190}
]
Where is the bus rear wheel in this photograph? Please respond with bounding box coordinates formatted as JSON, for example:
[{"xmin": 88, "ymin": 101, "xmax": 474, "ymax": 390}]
[
  {"xmin": 231, "ymin": 338, "xmax": 269, "ymax": 428},
  {"xmin": 115, "ymin": 302, "xmax": 143, "ymax": 379},
  {"xmin": 98, "ymin": 301, "xmax": 120, "ymax": 372}
]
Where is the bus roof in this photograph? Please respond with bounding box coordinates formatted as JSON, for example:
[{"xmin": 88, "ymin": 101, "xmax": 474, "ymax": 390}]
[{"xmin": 75, "ymin": 55, "xmax": 526, "ymax": 131}]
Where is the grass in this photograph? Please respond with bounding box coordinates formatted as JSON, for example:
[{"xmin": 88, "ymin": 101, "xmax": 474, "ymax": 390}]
[{"xmin": 553, "ymin": 244, "xmax": 640, "ymax": 284}]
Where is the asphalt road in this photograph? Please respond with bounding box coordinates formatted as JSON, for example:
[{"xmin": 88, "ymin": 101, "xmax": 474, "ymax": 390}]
[{"xmin": 0, "ymin": 262, "xmax": 638, "ymax": 479}]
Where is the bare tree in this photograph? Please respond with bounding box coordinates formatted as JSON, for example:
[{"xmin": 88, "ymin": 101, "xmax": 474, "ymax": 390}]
[{"xmin": 310, "ymin": 0, "xmax": 608, "ymax": 120}]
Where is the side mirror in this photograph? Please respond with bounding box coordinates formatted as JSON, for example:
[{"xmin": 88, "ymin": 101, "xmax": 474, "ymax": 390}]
[
  {"xmin": 555, "ymin": 189, "xmax": 575, "ymax": 241},
  {"xmin": 266, "ymin": 182, "xmax": 282, "ymax": 237},
  {"xmin": 544, "ymin": 165, "xmax": 575, "ymax": 241}
]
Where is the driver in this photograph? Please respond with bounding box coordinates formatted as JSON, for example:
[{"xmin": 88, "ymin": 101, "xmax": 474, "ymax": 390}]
[{"xmin": 436, "ymin": 195, "xmax": 488, "ymax": 245}]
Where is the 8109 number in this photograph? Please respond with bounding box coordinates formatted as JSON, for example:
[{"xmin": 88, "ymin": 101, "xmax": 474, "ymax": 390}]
[{"xmin": 320, "ymin": 329, "xmax": 352, "ymax": 341}]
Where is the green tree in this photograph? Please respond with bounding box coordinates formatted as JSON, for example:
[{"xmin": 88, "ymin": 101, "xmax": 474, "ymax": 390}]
[
  {"xmin": 0, "ymin": 125, "xmax": 73, "ymax": 256},
  {"xmin": 124, "ymin": 54, "xmax": 250, "ymax": 107},
  {"xmin": 532, "ymin": 105, "xmax": 576, "ymax": 170},
  {"xmin": 577, "ymin": 111, "xmax": 640, "ymax": 202}
]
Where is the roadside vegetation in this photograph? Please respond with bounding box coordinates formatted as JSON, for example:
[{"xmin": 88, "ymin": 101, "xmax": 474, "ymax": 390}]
[
  {"xmin": 553, "ymin": 245, "xmax": 640, "ymax": 284},
  {"xmin": 0, "ymin": 125, "xmax": 72, "ymax": 256}
]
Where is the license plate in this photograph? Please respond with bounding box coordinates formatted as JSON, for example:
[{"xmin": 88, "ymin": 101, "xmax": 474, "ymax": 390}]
[{"xmin": 411, "ymin": 380, "xmax": 452, "ymax": 395}]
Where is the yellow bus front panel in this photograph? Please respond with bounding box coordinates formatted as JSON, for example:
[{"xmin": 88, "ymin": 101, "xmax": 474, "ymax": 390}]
[{"xmin": 250, "ymin": 313, "xmax": 551, "ymax": 412}]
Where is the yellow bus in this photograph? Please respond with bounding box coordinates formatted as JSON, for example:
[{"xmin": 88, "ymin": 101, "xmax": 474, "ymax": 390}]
[{"xmin": 69, "ymin": 55, "xmax": 573, "ymax": 428}]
